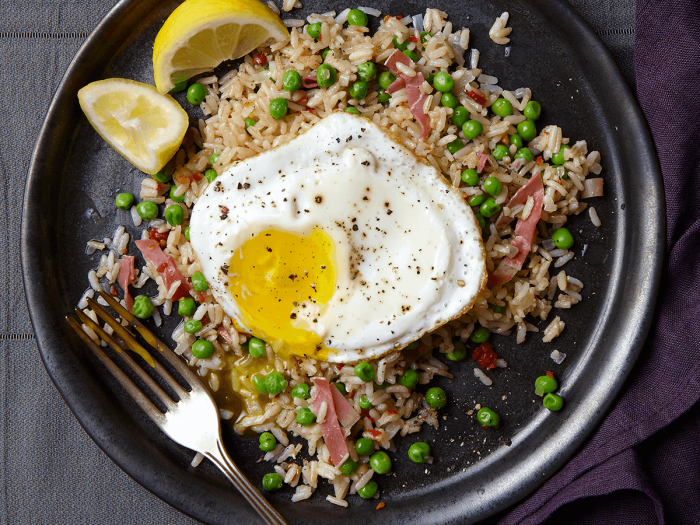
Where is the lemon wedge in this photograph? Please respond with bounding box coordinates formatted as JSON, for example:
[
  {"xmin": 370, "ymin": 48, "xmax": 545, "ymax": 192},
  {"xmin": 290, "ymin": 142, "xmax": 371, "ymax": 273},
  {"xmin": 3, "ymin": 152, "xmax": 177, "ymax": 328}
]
[
  {"xmin": 153, "ymin": 0, "xmax": 289, "ymax": 94},
  {"xmin": 78, "ymin": 78, "xmax": 189, "ymax": 174}
]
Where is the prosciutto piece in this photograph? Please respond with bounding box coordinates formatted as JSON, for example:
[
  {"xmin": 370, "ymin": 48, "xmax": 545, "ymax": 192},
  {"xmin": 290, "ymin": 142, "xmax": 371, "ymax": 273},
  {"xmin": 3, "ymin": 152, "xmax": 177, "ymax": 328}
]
[
  {"xmin": 134, "ymin": 239, "xmax": 192, "ymax": 301},
  {"xmin": 488, "ymin": 175, "xmax": 545, "ymax": 286},
  {"xmin": 330, "ymin": 383, "xmax": 360, "ymax": 429},
  {"xmin": 117, "ymin": 255, "xmax": 136, "ymax": 311},
  {"xmin": 301, "ymin": 75, "xmax": 318, "ymax": 89},
  {"xmin": 311, "ymin": 378, "xmax": 350, "ymax": 467},
  {"xmin": 384, "ymin": 50, "xmax": 430, "ymax": 141},
  {"xmin": 477, "ymin": 152, "xmax": 490, "ymax": 173}
]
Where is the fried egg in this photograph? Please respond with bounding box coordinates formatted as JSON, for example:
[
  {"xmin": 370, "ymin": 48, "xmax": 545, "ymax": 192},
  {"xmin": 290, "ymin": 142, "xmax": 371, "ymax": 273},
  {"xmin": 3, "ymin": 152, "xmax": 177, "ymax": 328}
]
[{"xmin": 189, "ymin": 112, "xmax": 486, "ymax": 363}]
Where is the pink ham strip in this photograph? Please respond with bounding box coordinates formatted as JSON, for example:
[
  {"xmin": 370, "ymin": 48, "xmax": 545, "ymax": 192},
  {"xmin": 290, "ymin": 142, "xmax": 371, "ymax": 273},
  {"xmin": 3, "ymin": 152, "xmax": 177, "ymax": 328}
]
[
  {"xmin": 495, "ymin": 172, "xmax": 546, "ymax": 228},
  {"xmin": 477, "ymin": 152, "xmax": 490, "ymax": 173},
  {"xmin": 582, "ymin": 178, "xmax": 604, "ymax": 198},
  {"xmin": 312, "ymin": 378, "xmax": 350, "ymax": 467},
  {"xmin": 488, "ymin": 175, "xmax": 545, "ymax": 286},
  {"xmin": 135, "ymin": 239, "xmax": 192, "ymax": 301},
  {"xmin": 118, "ymin": 255, "xmax": 136, "ymax": 311},
  {"xmin": 301, "ymin": 76, "xmax": 318, "ymax": 88},
  {"xmin": 330, "ymin": 383, "xmax": 360, "ymax": 429},
  {"xmin": 384, "ymin": 50, "xmax": 430, "ymax": 141}
]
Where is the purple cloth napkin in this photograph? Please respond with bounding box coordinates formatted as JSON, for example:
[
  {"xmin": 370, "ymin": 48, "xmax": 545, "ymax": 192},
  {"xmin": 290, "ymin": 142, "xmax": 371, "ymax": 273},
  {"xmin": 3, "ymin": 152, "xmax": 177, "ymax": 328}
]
[{"xmin": 497, "ymin": 1, "xmax": 700, "ymax": 523}]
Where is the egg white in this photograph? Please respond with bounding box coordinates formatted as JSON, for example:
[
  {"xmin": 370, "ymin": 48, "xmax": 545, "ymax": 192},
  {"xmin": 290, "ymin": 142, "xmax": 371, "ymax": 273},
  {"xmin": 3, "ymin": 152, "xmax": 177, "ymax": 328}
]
[{"xmin": 189, "ymin": 112, "xmax": 486, "ymax": 363}]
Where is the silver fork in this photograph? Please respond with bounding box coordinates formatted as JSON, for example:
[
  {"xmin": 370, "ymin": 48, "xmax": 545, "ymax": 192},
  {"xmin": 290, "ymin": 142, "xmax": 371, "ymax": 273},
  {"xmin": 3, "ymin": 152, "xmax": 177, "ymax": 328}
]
[{"xmin": 67, "ymin": 290, "xmax": 288, "ymax": 525}]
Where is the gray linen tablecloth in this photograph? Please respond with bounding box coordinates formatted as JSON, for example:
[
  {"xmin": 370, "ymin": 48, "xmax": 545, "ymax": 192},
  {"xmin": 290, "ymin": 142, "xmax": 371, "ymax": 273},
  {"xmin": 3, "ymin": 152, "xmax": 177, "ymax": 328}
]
[{"xmin": 0, "ymin": 1, "xmax": 634, "ymax": 523}]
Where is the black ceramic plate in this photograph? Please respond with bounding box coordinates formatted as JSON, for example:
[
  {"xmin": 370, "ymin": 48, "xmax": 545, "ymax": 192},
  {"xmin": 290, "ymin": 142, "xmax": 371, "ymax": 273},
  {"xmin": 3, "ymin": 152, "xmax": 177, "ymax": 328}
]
[{"xmin": 22, "ymin": 0, "xmax": 664, "ymax": 523}]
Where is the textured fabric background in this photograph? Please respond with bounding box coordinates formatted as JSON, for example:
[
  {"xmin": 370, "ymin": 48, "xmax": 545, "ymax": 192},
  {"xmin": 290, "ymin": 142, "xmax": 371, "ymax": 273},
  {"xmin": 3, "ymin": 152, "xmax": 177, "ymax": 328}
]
[{"xmin": 1, "ymin": 1, "xmax": 637, "ymax": 524}]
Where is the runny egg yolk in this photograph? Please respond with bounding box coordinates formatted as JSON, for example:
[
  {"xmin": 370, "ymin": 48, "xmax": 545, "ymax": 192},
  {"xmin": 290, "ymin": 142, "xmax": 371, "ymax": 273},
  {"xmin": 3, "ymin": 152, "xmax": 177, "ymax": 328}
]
[{"xmin": 229, "ymin": 227, "xmax": 336, "ymax": 359}]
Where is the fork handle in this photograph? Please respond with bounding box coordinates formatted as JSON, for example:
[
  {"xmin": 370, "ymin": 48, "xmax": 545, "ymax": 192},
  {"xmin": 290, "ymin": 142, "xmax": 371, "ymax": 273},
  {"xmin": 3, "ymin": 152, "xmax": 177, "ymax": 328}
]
[{"xmin": 205, "ymin": 440, "xmax": 289, "ymax": 525}]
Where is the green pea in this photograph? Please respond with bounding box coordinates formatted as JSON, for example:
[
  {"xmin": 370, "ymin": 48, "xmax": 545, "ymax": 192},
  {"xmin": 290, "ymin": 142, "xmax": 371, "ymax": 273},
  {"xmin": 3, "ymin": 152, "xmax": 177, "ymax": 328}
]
[
  {"xmin": 480, "ymin": 197, "xmax": 501, "ymax": 218},
  {"xmin": 358, "ymin": 480, "xmax": 378, "ymax": 499},
  {"xmin": 406, "ymin": 341, "xmax": 420, "ymax": 350},
  {"xmin": 184, "ymin": 226, "xmax": 190, "ymax": 241},
  {"xmin": 253, "ymin": 375, "xmax": 268, "ymax": 395},
  {"xmin": 535, "ymin": 375, "xmax": 558, "ymax": 396},
  {"xmin": 356, "ymin": 61, "xmax": 377, "ymax": 81},
  {"xmin": 551, "ymin": 144, "xmax": 571, "ymax": 165},
  {"xmin": 170, "ymin": 80, "xmax": 188, "ymax": 93},
  {"xmin": 244, "ymin": 118, "xmax": 256, "ymax": 132},
  {"xmin": 452, "ymin": 106, "xmax": 469, "ymax": 128},
  {"xmin": 339, "ymin": 459, "xmax": 359, "ymax": 476},
  {"xmin": 374, "ymin": 381, "xmax": 388, "ymax": 389},
  {"xmin": 510, "ymin": 134, "xmax": 523, "ymax": 149},
  {"xmin": 446, "ymin": 139, "xmax": 464, "ymax": 155},
  {"xmin": 552, "ymin": 227, "xmax": 574, "ymax": 249},
  {"xmin": 321, "ymin": 47, "xmax": 330, "ymax": 60},
  {"xmin": 517, "ymin": 120, "xmax": 537, "ymax": 141},
  {"xmin": 432, "ymin": 71, "xmax": 454, "ymax": 93},
  {"xmin": 184, "ymin": 318, "xmax": 203, "ymax": 334},
  {"xmin": 316, "ymin": 64, "xmax": 337, "ymax": 87},
  {"xmin": 378, "ymin": 71, "xmax": 396, "ymax": 90},
  {"xmin": 202, "ymin": 169, "xmax": 217, "ymax": 183},
  {"xmin": 425, "ymin": 387, "xmax": 446, "ymax": 409},
  {"xmin": 334, "ymin": 382, "xmax": 347, "ymax": 396},
  {"xmin": 296, "ymin": 407, "xmax": 316, "ymax": 426},
  {"xmin": 474, "ymin": 212, "xmax": 487, "ymax": 231},
  {"xmin": 514, "ymin": 147, "xmax": 534, "ymax": 162},
  {"xmin": 377, "ymin": 90, "xmax": 391, "ymax": 104},
  {"xmin": 440, "ymin": 92, "xmax": 458, "ymax": 109},
  {"xmin": 164, "ymin": 204, "xmax": 184, "ymax": 226},
  {"xmin": 468, "ymin": 194, "xmax": 486, "ymax": 207},
  {"xmin": 170, "ymin": 185, "xmax": 185, "ymax": 202},
  {"xmin": 152, "ymin": 165, "xmax": 174, "ymax": 183},
  {"xmin": 354, "ymin": 362, "xmax": 375, "ymax": 382},
  {"xmin": 477, "ymin": 407, "xmax": 500, "ymax": 427},
  {"xmin": 408, "ymin": 442, "xmax": 431, "ymax": 463},
  {"xmin": 186, "ymin": 83, "xmax": 207, "ymax": 105},
  {"xmin": 491, "ymin": 98, "xmax": 513, "ymax": 117},
  {"xmin": 392, "ymin": 35, "xmax": 409, "ymax": 51},
  {"xmin": 561, "ymin": 170, "xmax": 569, "ymax": 180},
  {"xmin": 523, "ymin": 101, "xmax": 542, "ymax": 120},
  {"xmin": 262, "ymin": 472, "xmax": 283, "ymax": 491},
  {"xmin": 420, "ymin": 31, "xmax": 432, "ymax": 43},
  {"xmin": 259, "ymin": 432, "xmax": 277, "ymax": 452},
  {"xmin": 178, "ymin": 297, "xmax": 196, "ymax": 317},
  {"xmin": 248, "ymin": 337, "xmax": 267, "ymax": 358},
  {"xmin": 264, "ymin": 371, "xmax": 288, "ymax": 396},
  {"xmin": 191, "ymin": 271, "xmax": 208, "ymax": 292},
  {"xmin": 543, "ymin": 393, "xmax": 564, "ymax": 411},
  {"xmin": 359, "ymin": 395, "xmax": 372, "ymax": 409},
  {"xmin": 461, "ymin": 168, "xmax": 479, "ymax": 186},
  {"xmin": 397, "ymin": 369, "xmax": 419, "ymax": 390},
  {"xmin": 345, "ymin": 105, "xmax": 361, "ymax": 114},
  {"xmin": 424, "ymin": 72, "xmax": 435, "ymax": 84},
  {"xmin": 484, "ymin": 177, "xmax": 503, "ymax": 196},
  {"xmin": 349, "ymin": 81, "xmax": 368, "ymax": 100},
  {"xmin": 462, "ymin": 119, "xmax": 483, "ymax": 140},
  {"xmin": 291, "ymin": 383, "xmax": 310, "ymax": 400},
  {"xmin": 306, "ymin": 22, "xmax": 322, "ymax": 39},
  {"xmin": 191, "ymin": 339, "xmax": 214, "ymax": 359},
  {"xmin": 491, "ymin": 304, "xmax": 504, "ymax": 313},
  {"xmin": 132, "ymin": 295, "xmax": 154, "ymax": 319},
  {"xmin": 282, "ymin": 70, "xmax": 302, "ymax": 93},
  {"xmin": 446, "ymin": 340, "xmax": 467, "ymax": 361},
  {"xmin": 209, "ymin": 152, "xmax": 220, "ymax": 165},
  {"xmin": 355, "ymin": 437, "xmax": 375, "ymax": 456},
  {"xmin": 369, "ymin": 451, "xmax": 392, "ymax": 474},
  {"xmin": 470, "ymin": 327, "xmax": 491, "ymax": 343},
  {"xmin": 347, "ymin": 8, "xmax": 368, "ymax": 26},
  {"xmin": 115, "ymin": 192, "xmax": 134, "ymax": 210},
  {"xmin": 403, "ymin": 49, "xmax": 419, "ymax": 62},
  {"xmin": 269, "ymin": 97, "xmax": 288, "ymax": 120},
  {"xmin": 136, "ymin": 201, "xmax": 159, "ymax": 221},
  {"xmin": 492, "ymin": 144, "xmax": 510, "ymax": 161}
]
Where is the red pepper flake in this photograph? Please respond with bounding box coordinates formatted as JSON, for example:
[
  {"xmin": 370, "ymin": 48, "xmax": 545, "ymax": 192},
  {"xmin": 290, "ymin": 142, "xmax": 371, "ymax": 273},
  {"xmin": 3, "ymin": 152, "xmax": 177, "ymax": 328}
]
[
  {"xmin": 376, "ymin": 502, "xmax": 386, "ymax": 511},
  {"xmin": 110, "ymin": 285, "xmax": 118, "ymax": 296},
  {"xmin": 148, "ymin": 228, "xmax": 169, "ymax": 245},
  {"xmin": 467, "ymin": 90, "xmax": 487, "ymax": 105},
  {"xmin": 156, "ymin": 183, "xmax": 164, "ymax": 192},
  {"xmin": 386, "ymin": 410, "xmax": 398, "ymax": 415},
  {"xmin": 546, "ymin": 370, "xmax": 555, "ymax": 379},
  {"xmin": 348, "ymin": 390, "xmax": 355, "ymax": 399},
  {"xmin": 396, "ymin": 14, "xmax": 404, "ymax": 19},
  {"xmin": 481, "ymin": 425, "xmax": 489, "ymax": 430},
  {"xmin": 191, "ymin": 172, "xmax": 203, "ymax": 181},
  {"xmin": 536, "ymin": 156, "xmax": 543, "ymax": 166},
  {"xmin": 336, "ymin": 364, "xmax": 343, "ymax": 371},
  {"xmin": 472, "ymin": 342, "xmax": 498, "ymax": 371},
  {"xmin": 369, "ymin": 416, "xmax": 376, "ymax": 423},
  {"xmin": 305, "ymin": 108, "xmax": 315, "ymax": 113},
  {"xmin": 418, "ymin": 344, "xmax": 425, "ymax": 353},
  {"xmin": 368, "ymin": 429, "xmax": 382, "ymax": 438},
  {"xmin": 408, "ymin": 35, "xmax": 418, "ymax": 42},
  {"xmin": 198, "ymin": 292, "xmax": 207, "ymax": 303},
  {"xmin": 253, "ymin": 53, "xmax": 267, "ymax": 65}
]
